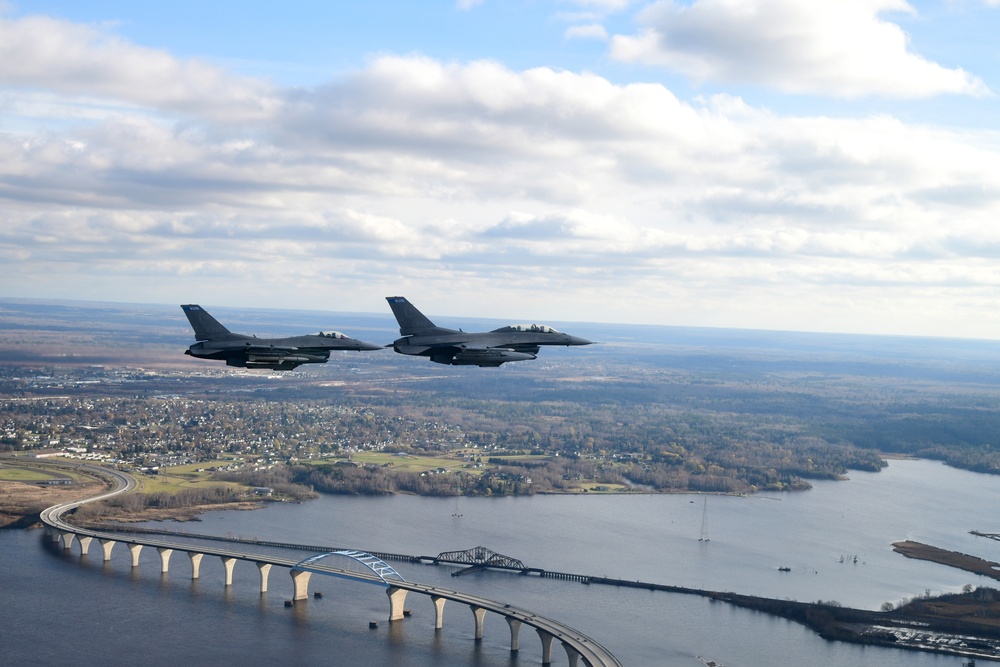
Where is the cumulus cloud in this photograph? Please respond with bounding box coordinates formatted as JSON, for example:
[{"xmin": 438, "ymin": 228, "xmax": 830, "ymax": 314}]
[
  {"xmin": 566, "ymin": 23, "xmax": 610, "ymax": 40},
  {"xmin": 0, "ymin": 15, "xmax": 279, "ymax": 120},
  {"xmin": 7, "ymin": 53, "xmax": 1000, "ymax": 240},
  {"xmin": 3, "ymin": 13, "xmax": 1000, "ymax": 334},
  {"xmin": 610, "ymin": 0, "xmax": 990, "ymax": 98},
  {"xmin": 562, "ymin": 0, "xmax": 634, "ymax": 10}
]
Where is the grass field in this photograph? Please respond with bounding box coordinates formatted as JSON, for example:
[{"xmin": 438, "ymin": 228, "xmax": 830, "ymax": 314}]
[
  {"xmin": 353, "ymin": 452, "xmax": 460, "ymax": 471},
  {"xmin": 0, "ymin": 465, "xmax": 59, "ymax": 482},
  {"xmin": 312, "ymin": 451, "xmax": 493, "ymax": 475},
  {"xmin": 578, "ymin": 481, "xmax": 630, "ymax": 493},
  {"xmin": 0, "ymin": 459, "xmax": 91, "ymax": 483},
  {"xmin": 134, "ymin": 473, "xmax": 242, "ymax": 494},
  {"xmin": 133, "ymin": 459, "xmax": 246, "ymax": 494}
]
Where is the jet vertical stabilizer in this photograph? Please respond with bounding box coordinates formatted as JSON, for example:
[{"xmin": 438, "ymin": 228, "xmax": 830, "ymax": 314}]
[
  {"xmin": 386, "ymin": 296, "xmax": 456, "ymax": 336},
  {"xmin": 181, "ymin": 304, "xmax": 234, "ymax": 341}
]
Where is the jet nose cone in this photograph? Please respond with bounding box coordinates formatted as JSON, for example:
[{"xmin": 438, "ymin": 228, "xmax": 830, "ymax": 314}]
[
  {"xmin": 358, "ymin": 340, "xmax": 384, "ymax": 351},
  {"xmin": 567, "ymin": 335, "xmax": 594, "ymax": 346}
]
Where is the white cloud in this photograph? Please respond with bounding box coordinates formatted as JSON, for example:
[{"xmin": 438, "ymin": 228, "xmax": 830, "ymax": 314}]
[
  {"xmin": 4, "ymin": 15, "xmax": 1000, "ymax": 335},
  {"xmin": 561, "ymin": 0, "xmax": 634, "ymax": 10},
  {"xmin": 0, "ymin": 15, "xmax": 279, "ymax": 120},
  {"xmin": 610, "ymin": 0, "xmax": 990, "ymax": 98},
  {"xmin": 566, "ymin": 23, "xmax": 610, "ymax": 40}
]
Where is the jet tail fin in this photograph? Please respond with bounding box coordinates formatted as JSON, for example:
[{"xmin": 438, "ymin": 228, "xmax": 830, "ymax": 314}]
[
  {"xmin": 181, "ymin": 304, "xmax": 233, "ymax": 341},
  {"xmin": 385, "ymin": 296, "xmax": 454, "ymax": 336}
]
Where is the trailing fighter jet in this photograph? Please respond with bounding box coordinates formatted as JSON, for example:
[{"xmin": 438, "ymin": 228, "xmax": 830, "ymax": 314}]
[
  {"xmin": 385, "ymin": 296, "xmax": 593, "ymax": 367},
  {"xmin": 181, "ymin": 304, "xmax": 382, "ymax": 370}
]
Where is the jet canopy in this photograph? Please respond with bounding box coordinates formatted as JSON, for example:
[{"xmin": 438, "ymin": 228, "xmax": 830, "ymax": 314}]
[
  {"xmin": 315, "ymin": 330, "xmax": 351, "ymax": 339},
  {"xmin": 491, "ymin": 324, "xmax": 561, "ymax": 334}
]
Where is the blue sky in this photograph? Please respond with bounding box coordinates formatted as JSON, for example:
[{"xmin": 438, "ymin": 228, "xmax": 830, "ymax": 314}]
[{"xmin": 3, "ymin": 1, "xmax": 1000, "ymax": 338}]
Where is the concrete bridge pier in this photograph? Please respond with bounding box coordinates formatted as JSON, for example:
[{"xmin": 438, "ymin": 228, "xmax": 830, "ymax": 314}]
[
  {"xmin": 60, "ymin": 532, "xmax": 75, "ymax": 550},
  {"xmin": 127, "ymin": 543, "xmax": 143, "ymax": 567},
  {"xmin": 506, "ymin": 617, "xmax": 522, "ymax": 652},
  {"xmin": 386, "ymin": 586, "xmax": 407, "ymax": 621},
  {"xmin": 257, "ymin": 563, "xmax": 271, "ymax": 593},
  {"xmin": 290, "ymin": 569, "xmax": 312, "ymax": 600},
  {"xmin": 99, "ymin": 538, "xmax": 116, "ymax": 561},
  {"xmin": 537, "ymin": 628, "xmax": 555, "ymax": 665},
  {"xmin": 431, "ymin": 595, "xmax": 446, "ymax": 629},
  {"xmin": 221, "ymin": 557, "xmax": 236, "ymax": 586},
  {"xmin": 157, "ymin": 548, "xmax": 173, "ymax": 574},
  {"xmin": 563, "ymin": 642, "xmax": 582, "ymax": 667},
  {"xmin": 470, "ymin": 605, "xmax": 487, "ymax": 640},
  {"xmin": 189, "ymin": 552, "xmax": 203, "ymax": 579},
  {"xmin": 77, "ymin": 535, "xmax": 93, "ymax": 556}
]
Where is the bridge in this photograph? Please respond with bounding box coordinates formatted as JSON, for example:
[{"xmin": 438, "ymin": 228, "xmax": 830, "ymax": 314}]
[{"xmin": 37, "ymin": 463, "xmax": 623, "ymax": 667}]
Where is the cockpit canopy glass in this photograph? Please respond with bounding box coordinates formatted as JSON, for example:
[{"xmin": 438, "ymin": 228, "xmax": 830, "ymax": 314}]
[
  {"xmin": 316, "ymin": 331, "xmax": 349, "ymax": 339},
  {"xmin": 491, "ymin": 324, "xmax": 560, "ymax": 334}
]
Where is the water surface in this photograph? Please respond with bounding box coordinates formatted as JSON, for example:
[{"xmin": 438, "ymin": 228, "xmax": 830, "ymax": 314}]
[{"xmin": 3, "ymin": 458, "xmax": 995, "ymax": 666}]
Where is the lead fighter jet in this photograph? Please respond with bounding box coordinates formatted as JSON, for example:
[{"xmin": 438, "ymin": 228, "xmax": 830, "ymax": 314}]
[
  {"xmin": 385, "ymin": 296, "xmax": 592, "ymax": 367},
  {"xmin": 181, "ymin": 304, "xmax": 381, "ymax": 370}
]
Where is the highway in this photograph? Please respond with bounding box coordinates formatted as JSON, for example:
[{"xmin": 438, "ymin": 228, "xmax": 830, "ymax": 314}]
[{"xmin": 35, "ymin": 461, "xmax": 623, "ymax": 667}]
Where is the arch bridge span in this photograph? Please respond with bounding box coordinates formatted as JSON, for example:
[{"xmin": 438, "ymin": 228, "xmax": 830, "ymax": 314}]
[
  {"xmin": 296, "ymin": 550, "xmax": 406, "ymax": 584},
  {"xmin": 36, "ymin": 462, "xmax": 622, "ymax": 667}
]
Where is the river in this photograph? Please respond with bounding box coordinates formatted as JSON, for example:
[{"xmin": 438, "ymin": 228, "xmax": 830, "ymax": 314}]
[{"xmin": 2, "ymin": 458, "xmax": 997, "ymax": 666}]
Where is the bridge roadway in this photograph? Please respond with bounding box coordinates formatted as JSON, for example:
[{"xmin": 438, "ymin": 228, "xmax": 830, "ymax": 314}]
[{"xmin": 36, "ymin": 462, "xmax": 623, "ymax": 667}]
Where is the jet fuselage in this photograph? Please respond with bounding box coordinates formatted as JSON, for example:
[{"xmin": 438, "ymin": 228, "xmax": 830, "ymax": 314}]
[
  {"xmin": 181, "ymin": 305, "xmax": 381, "ymax": 370},
  {"xmin": 386, "ymin": 297, "xmax": 592, "ymax": 367}
]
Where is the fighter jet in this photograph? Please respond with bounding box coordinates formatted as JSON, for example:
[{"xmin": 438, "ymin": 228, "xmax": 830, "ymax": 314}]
[
  {"xmin": 385, "ymin": 296, "xmax": 593, "ymax": 367},
  {"xmin": 181, "ymin": 304, "xmax": 382, "ymax": 370}
]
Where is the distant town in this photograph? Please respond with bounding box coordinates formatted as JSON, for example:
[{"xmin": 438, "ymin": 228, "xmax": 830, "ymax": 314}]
[{"xmin": 0, "ymin": 361, "xmax": 862, "ymax": 500}]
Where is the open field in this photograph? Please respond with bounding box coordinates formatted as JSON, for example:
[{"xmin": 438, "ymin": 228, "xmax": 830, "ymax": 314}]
[
  {"xmin": 133, "ymin": 459, "xmax": 248, "ymax": 495},
  {"xmin": 0, "ymin": 460, "xmax": 107, "ymax": 528},
  {"xmin": 577, "ymin": 481, "xmax": 630, "ymax": 492},
  {"xmin": 0, "ymin": 465, "xmax": 61, "ymax": 482},
  {"xmin": 133, "ymin": 471, "xmax": 244, "ymax": 495},
  {"xmin": 344, "ymin": 451, "xmax": 479, "ymax": 473}
]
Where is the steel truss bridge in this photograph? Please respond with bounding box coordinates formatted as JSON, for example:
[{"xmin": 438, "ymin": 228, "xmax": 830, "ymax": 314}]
[{"xmin": 436, "ymin": 546, "xmax": 526, "ymax": 570}]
